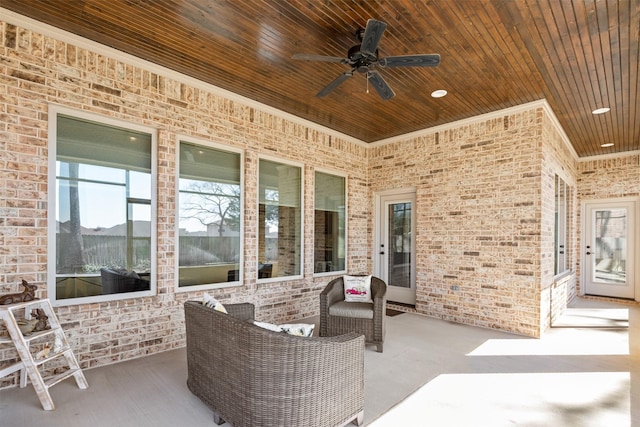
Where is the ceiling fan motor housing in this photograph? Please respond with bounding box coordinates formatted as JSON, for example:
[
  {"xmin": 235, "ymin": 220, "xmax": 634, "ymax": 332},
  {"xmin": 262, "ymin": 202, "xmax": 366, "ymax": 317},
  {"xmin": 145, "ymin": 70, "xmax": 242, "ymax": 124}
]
[{"xmin": 348, "ymin": 44, "xmax": 378, "ymax": 73}]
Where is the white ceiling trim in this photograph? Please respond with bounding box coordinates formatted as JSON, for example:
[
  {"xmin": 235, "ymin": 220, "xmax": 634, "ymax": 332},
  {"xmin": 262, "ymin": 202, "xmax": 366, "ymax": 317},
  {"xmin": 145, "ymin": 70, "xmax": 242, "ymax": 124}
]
[
  {"xmin": 579, "ymin": 150, "xmax": 640, "ymax": 162},
  {"xmin": 540, "ymin": 100, "xmax": 580, "ymax": 162},
  {"xmin": 370, "ymin": 99, "xmax": 579, "ymax": 163},
  {"xmin": 370, "ymin": 99, "xmax": 546, "ymax": 147}
]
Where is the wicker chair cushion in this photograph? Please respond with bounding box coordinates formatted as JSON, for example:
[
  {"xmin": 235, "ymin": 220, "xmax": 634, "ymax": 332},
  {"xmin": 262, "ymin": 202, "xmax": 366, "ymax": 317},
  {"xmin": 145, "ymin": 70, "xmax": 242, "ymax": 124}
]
[{"xmin": 329, "ymin": 300, "xmax": 374, "ymax": 319}]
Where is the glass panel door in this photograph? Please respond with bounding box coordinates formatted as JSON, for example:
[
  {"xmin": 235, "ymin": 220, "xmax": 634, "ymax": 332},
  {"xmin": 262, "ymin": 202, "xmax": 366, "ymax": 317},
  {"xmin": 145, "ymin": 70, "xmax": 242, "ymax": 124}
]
[
  {"xmin": 376, "ymin": 191, "xmax": 416, "ymax": 305},
  {"xmin": 584, "ymin": 200, "xmax": 636, "ymax": 299}
]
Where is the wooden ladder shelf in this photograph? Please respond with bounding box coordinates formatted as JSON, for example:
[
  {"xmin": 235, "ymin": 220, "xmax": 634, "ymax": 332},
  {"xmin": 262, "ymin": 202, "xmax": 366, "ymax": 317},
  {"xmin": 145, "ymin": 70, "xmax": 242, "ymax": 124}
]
[{"xmin": 0, "ymin": 298, "xmax": 88, "ymax": 410}]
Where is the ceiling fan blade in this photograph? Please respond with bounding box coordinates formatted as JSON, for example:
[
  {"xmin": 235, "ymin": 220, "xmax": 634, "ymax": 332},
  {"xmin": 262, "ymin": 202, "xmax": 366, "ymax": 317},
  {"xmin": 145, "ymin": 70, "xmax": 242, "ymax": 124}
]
[
  {"xmin": 378, "ymin": 54, "xmax": 441, "ymax": 68},
  {"xmin": 360, "ymin": 19, "xmax": 387, "ymax": 57},
  {"xmin": 317, "ymin": 72, "xmax": 353, "ymax": 97},
  {"xmin": 367, "ymin": 70, "xmax": 395, "ymax": 100},
  {"xmin": 292, "ymin": 53, "xmax": 348, "ymax": 63}
]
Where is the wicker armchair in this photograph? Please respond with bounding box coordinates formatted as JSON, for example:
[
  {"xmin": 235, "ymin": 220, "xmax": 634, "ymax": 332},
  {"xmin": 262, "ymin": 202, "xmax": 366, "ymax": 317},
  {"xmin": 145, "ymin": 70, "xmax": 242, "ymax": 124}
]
[
  {"xmin": 320, "ymin": 276, "xmax": 387, "ymax": 352},
  {"xmin": 184, "ymin": 301, "xmax": 365, "ymax": 427}
]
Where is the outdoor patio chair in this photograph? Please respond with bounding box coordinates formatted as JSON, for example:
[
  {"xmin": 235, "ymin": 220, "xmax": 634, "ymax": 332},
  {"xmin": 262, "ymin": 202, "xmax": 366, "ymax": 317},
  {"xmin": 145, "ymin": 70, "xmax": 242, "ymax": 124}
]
[{"xmin": 319, "ymin": 275, "xmax": 387, "ymax": 352}]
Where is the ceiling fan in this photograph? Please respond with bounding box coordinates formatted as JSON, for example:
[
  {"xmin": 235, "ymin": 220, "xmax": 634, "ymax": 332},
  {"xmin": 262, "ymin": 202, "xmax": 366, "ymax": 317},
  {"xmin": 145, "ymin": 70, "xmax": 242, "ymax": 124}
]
[{"xmin": 292, "ymin": 19, "xmax": 440, "ymax": 100}]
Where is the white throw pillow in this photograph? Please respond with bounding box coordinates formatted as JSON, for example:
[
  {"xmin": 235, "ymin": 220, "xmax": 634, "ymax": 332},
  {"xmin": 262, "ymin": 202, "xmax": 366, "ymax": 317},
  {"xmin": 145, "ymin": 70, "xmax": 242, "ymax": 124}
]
[
  {"xmin": 202, "ymin": 294, "xmax": 228, "ymax": 314},
  {"xmin": 253, "ymin": 321, "xmax": 314, "ymax": 337},
  {"xmin": 253, "ymin": 321, "xmax": 283, "ymax": 332},
  {"xmin": 280, "ymin": 323, "xmax": 315, "ymax": 337},
  {"xmin": 343, "ymin": 275, "xmax": 372, "ymax": 302}
]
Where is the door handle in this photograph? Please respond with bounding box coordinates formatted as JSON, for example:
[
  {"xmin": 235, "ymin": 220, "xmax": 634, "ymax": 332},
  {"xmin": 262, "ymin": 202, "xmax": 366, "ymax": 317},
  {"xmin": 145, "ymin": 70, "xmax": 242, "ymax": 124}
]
[
  {"xmin": 586, "ymin": 252, "xmax": 591, "ymax": 255},
  {"xmin": 380, "ymin": 252, "xmax": 385, "ymax": 255}
]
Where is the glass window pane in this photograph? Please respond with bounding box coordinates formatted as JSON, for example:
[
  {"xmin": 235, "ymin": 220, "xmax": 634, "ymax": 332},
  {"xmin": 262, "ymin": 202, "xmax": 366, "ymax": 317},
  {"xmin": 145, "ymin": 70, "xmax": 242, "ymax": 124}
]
[
  {"xmin": 594, "ymin": 209, "xmax": 627, "ymax": 284},
  {"xmin": 129, "ymin": 170, "xmax": 152, "ymax": 199},
  {"xmin": 56, "ymin": 172, "xmax": 126, "ymax": 236},
  {"xmin": 178, "ymin": 142, "xmax": 241, "ymax": 287},
  {"xmin": 57, "ymin": 115, "xmax": 151, "ymax": 171},
  {"xmin": 54, "ymin": 115, "xmax": 152, "ymax": 301},
  {"xmin": 258, "ymin": 159, "xmax": 302, "ymax": 278},
  {"xmin": 389, "ymin": 202, "xmax": 412, "ymax": 288},
  {"xmin": 314, "ymin": 172, "xmax": 346, "ymax": 273},
  {"xmin": 554, "ymin": 175, "xmax": 571, "ymax": 276}
]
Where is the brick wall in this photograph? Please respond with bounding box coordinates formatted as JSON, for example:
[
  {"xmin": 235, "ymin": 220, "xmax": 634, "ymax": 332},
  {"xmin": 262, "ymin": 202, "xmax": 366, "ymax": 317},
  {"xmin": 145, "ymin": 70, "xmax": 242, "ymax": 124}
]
[
  {"xmin": 369, "ymin": 108, "xmax": 579, "ymax": 337},
  {"xmin": 0, "ymin": 20, "xmax": 369, "ymax": 387}
]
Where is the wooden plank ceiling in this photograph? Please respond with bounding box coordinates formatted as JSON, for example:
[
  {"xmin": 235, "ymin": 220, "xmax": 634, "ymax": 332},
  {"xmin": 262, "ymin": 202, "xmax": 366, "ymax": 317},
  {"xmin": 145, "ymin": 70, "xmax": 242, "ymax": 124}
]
[{"xmin": 2, "ymin": 0, "xmax": 638, "ymax": 158}]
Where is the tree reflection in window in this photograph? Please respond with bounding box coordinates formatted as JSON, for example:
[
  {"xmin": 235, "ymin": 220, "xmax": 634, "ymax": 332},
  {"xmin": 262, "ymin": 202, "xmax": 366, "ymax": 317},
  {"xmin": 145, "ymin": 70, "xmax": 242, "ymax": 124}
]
[{"xmin": 178, "ymin": 142, "xmax": 241, "ymax": 287}]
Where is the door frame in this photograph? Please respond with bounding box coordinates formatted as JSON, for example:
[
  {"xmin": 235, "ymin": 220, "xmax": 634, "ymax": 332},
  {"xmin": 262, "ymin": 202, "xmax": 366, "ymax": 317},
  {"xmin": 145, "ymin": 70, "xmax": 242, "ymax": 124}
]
[
  {"xmin": 373, "ymin": 187, "xmax": 417, "ymax": 305},
  {"xmin": 580, "ymin": 197, "xmax": 639, "ymax": 301}
]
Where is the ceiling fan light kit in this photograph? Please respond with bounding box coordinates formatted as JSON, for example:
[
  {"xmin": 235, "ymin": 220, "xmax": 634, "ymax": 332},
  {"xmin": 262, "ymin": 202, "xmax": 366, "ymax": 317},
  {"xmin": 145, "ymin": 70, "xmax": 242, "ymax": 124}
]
[{"xmin": 293, "ymin": 19, "xmax": 441, "ymax": 100}]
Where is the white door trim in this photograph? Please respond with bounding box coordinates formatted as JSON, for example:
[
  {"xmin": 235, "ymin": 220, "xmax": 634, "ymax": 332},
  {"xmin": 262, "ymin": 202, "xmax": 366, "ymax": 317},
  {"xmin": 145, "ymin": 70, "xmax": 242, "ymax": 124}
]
[
  {"xmin": 581, "ymin": 197, "xmax": 639, "ymax": 301},
  {"xmin": 374, "ymin": 187, "xmax": 417, "ymax": 305}
]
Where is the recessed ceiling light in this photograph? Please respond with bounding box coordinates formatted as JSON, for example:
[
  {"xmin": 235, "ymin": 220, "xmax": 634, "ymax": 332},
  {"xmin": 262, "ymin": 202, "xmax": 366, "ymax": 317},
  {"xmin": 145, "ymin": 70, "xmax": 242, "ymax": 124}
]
[
  {"xmin": 431, "ymin": 89, "xmax": 447, "ymax": 98},
  {"xmin": 600, "ymin": 143, "xmax": 614, "ymax": 148},
  {"xmin": 592, "ymin": 107, "xmax": 610, "ymax": 115}
]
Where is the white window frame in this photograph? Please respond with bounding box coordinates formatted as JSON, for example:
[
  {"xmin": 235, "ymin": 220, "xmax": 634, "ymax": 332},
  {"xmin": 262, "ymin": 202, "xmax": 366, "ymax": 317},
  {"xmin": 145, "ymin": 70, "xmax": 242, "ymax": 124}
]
[
  {"xmin": 47, "ymin": 104, "xmax": 157, "ymax": 306},
  {"xmin": 313, "ymin": 167, "xmax": 348, "ymax": 277},
  {"xmin": 174, "ymin": 135, "xmax": 244, "ymax": 292},
  {"xmin": 554, "ymin": 174, "xmax": 571, "ymax": 277},
  {"xmin": 257, "ymin": 155, "xmax": 304, "ymax": 282}
]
